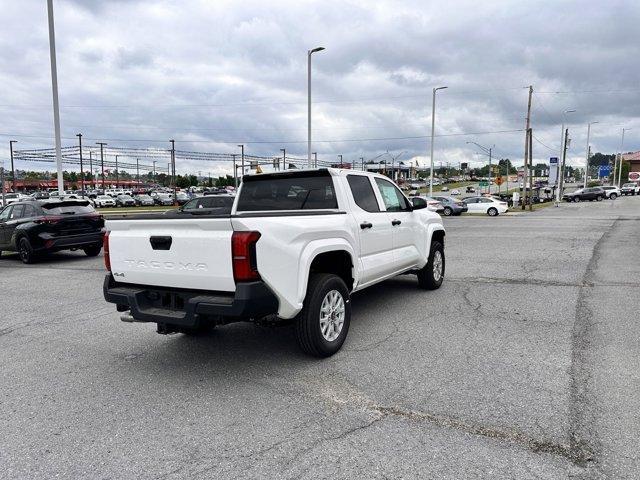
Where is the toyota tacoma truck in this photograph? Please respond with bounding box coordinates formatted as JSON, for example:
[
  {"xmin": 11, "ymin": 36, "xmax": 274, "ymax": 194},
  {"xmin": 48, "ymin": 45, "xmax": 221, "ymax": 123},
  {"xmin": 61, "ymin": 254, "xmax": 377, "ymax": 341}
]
[{"xmin": 103, "ymin": 169, "xmax": 445, "ymax": 357}]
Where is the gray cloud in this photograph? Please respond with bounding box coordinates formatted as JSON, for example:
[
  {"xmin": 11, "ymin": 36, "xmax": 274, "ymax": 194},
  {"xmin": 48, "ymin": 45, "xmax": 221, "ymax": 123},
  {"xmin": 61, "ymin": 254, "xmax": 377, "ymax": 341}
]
[{"xmin": 1, "ymin": 0, "xmax": 639, "ymax": 176}]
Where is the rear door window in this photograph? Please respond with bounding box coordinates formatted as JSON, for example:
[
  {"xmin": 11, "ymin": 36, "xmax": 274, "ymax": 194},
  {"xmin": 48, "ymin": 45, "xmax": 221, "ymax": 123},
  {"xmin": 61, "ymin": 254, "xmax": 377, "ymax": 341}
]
[
  {"xmin": 237, "ymin": 173, "xmax": 338, "ymax": 211},
  {"xmin": 10, "ymin": 204, "xmax": 25, "ymax": 219},
  {"xmin": 23, "ymin": 204, "xmax": 37, "ymax": 218},
  {"xmin": 347, "ymin": 175, "xmax": 380, "ymax": 212},
  {"xmin": 0, "ymin": 206, "xmax": 12, "ymax": 221}
]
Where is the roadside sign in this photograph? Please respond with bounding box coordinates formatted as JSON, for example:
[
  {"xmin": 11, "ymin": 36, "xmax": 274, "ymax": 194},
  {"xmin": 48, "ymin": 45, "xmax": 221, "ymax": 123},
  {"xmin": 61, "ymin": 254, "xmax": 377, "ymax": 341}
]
[
  {"xmin": 599, "ymin": 165, "xmax": 612, "ymax": 177},
  {"xmin": 629, "ymin": 172, "xmax": 640, "ymax": 181},
  {"xmin": 494, "ymin": 176, "xmax": 503, "ymax": 186},
  {"xmin": 479, "ymin": 181, "xmax": 488, "ymax": 186}
]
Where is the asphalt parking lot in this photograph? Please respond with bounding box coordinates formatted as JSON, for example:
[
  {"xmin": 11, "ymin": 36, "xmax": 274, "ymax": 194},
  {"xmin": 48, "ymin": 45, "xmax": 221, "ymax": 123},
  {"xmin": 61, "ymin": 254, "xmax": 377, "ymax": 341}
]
[{"xmin": 1, "ymin": 197, "xmax": 639, "ymax": 479}]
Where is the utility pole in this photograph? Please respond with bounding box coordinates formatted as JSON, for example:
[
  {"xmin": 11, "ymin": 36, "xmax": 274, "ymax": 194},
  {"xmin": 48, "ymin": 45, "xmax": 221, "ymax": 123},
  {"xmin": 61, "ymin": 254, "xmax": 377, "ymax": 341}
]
[
  {"xmin": 46, "ymin": 0, "xmax": 64, "ymax": 194},
  {"xmin": 232, "ymin": 154, "xmax": 238, "ymax": 189},
  {"xmin": 338, "ymin": 154, "xmax": 343, "ymax": 167},
  {"xmin": 89, "ymin": 151, "xmax": 93, "ymax": 189},
  {"xmin": 115, "ymin": 155, "xmax": 119, "ymax": 188},
  {"xmin": 307, "ymin": 47, "xmax": 325, "ymax": 168},
  {"xmin": 617, "ymin": 128, "xmax": 629, "ymax": 187},
  {"xmin": 360, "ymin": 157, "xmax": 364, "ymax": 171},
  {"xmin": 1, "ymin": 165, "xmax": 5, "ymax": 206},
  {"xmin": 96, "ymin": 142, "xmax": 107, "ymax": 190},
  {"xmin": 9, "ymin": 140, "xmax": 17, "ymax": 192},
  {"xmin": 528, "ymin": 128, "xmax": 533, "ymax": 211},
  {"xmin": 522, "ymin": 85, "xmax": 533, "ymax": 210},
  {"xmin": 152, "ymin": 160, "xmax": 157, "ymax": 184},
  {"xmin": 76, "ymin": 134, "xmax": 84, "ymax": 197},
  {"xmin": 556, "ymin": 128, "xmax": 570, "ymax": 204},
  {"xmin": 583, "ymin": 121, "xmax": 598, "ymax": 188},
  {"xmin": 313, "ymin": 152, "xmax": 318, "ymax": 168},
  {"xmin": 238, "ymin": 144, "xmax": 245, "ymax": 180},
  {"xmin": 170, "ymin": 139, "xmax": 176, "ymax": 204},
  {"xmin": 280, "ymin": 148, "xmax": 286, "ymax": 171},
  {"xmin": 136, "ymin": 158, "xmax": 139, "ymax": 186}
]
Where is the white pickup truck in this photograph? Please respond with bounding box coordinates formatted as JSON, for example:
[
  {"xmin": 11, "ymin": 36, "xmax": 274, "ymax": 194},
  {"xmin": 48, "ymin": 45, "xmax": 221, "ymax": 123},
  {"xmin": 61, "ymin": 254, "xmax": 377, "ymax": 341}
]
[{"xmin": 103, "ymin": 169, "xmax": 446, "ymax": 357}]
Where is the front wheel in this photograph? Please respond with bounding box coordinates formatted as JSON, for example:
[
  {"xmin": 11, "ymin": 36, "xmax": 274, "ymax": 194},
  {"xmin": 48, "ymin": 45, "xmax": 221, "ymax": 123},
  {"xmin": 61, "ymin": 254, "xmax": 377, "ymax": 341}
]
[
  {"xmin": 295, "ymin": 273, "xmax": 351, "ymax": 358},
  {"xmin": 417, "ymin": 240, "xmax": 445, "ymax": 290},
  {"xmin": 574, "ymin": 197, "xmax": 581, "ymax": 203},
  {"xmin": 443, "ymin": 207, "xmax": 453, "ymax": 216},
  {"xmin": 596, "ymin": 195, "xmax": 603, "ymax": 201},
  {"xmin": 610, "ymin": 193, "xmax": 617, "ymax": 200},
  {"xmin": 487, "ymin": 207, "xmax": 498, "ymax": 216}
]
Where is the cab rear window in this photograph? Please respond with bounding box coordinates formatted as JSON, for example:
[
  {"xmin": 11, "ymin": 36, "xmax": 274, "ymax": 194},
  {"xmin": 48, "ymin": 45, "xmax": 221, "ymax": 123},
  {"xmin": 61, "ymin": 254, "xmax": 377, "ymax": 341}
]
[
  {"xmin": 42, "ymin": 202, "xmax": 96, "ymax": 215},
  {"xmin": 237, "ymin": 172, "xmax": 338, "ymax": 211}
]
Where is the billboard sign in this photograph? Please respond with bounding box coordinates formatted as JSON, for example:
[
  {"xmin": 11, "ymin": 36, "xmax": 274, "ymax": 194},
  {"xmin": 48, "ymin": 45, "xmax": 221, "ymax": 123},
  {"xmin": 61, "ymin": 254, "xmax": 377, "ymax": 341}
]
[
  {"xmin": 598, "ymin": 165, "xmax": 612, "ymax": 177},
  {"xmin": 629, "ymin": 171, "xmax": 640, "ymax": 181},
  {"xmin": 549, "ymin": 157, "xmax": 559, "ymax": 185}
]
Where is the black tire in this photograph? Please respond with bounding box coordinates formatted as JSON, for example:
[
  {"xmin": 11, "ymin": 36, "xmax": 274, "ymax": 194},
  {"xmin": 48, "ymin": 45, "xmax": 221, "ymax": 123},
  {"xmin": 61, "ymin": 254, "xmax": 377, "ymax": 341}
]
[
  {"xmin": 295, "ymin": 273, "xmax": 351, "ymax": 358},
  {"xmin": 443, "ymin": 207, "xmax": 453, "ymax": 216},
  {"xmin": 18, "ymin": 237, "xmax": 36, "ymax": 264},
  {"xmin": 83, "ymin": 245, "xmax": 102, "ymax": 257},
  {"xmin": 574, "ymin": 197, "xmax": 580, "ymax": 202},
  {"xmin": 487, "ymin": 207, "xmax": 498, "ymax": 216},
  {"xmin": 610, "ymin": 193, "xmax": 617, "ymax": 200},
  {"xmin": 596, "ymin": 195, "xmax": 603, "ymax": 201},
  {"xmin": 417, "ymin": 240, "xmax": 445, "ymax": 290}
]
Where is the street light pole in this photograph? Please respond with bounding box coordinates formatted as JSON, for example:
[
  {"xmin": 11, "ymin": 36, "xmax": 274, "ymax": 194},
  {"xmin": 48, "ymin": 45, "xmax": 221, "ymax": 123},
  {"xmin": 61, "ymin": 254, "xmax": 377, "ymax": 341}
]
[
  {"xmin": 313, "ymin": 152, "xmax": 318, "ymax": 168},
  {"xmin": 280, "ymin": 148, "xmax": 286, "ymax": 171},
  {"xmin": 584, "ymin": 121, "xmax": 598, "ymax": 188},
  {"xmin": 88, "ymin": 151, "xmax": 93, "ymax": 189},
  {"xmin": 76, "ymin": 134, "xmax": 84, "ymax": 197},
  {"xmin": 307, "ymin": 47, "xmax": 325, "ymax": 168},
  {"xmin": 170, "ymin": 139, "xmax": 176, "ymax": 204},
  {"xmin": 9, "ymin": 140, "xmax": 17, "ymax": 192},
  {"xmin": 153, "ymin": 160, "xmax": 157, "ymax": 184},
  {"xmin": 46, "ymin": 0, "xmax": 64, "ymax": 194},
  {"xmin": 429, "ymin": 86, "xmax": 448, "ymax": 196}
]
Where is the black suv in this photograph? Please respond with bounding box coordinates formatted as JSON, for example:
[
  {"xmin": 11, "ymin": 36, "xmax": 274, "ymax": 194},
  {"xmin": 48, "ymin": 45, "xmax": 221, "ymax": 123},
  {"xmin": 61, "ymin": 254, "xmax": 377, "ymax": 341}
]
[
  {"xmin": 562, "ymin": 187, "xmax": 605, "ymax": 202},
  {"xmin": 0, "ymin": 199, "xmax": 105, "ymax": 263}
]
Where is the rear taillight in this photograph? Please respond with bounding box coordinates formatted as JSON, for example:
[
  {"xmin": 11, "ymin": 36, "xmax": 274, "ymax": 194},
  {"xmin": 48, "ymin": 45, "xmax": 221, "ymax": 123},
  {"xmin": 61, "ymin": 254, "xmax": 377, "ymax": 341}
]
[
  {"xmin": 231, "ymin": 231, "xmax": 261, "ymax": 282},
  {"xmin": 34, "ymin": 215, "xmax": 63, "ymax": 225},
  {"xmin": 103, "ymin": 231, "xmax": 111, "ymax": 272}
]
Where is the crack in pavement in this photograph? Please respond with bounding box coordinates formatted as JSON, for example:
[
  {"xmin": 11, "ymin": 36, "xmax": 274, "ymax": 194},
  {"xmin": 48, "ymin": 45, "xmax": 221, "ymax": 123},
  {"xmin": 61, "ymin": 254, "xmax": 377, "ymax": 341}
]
[
  {"xmin": 447, "ymin": 276, "xmax": 640, "ymax": 288},
  {"xmin": 566, "ymin": 218, "xmax": 620, "ymax": 476}
]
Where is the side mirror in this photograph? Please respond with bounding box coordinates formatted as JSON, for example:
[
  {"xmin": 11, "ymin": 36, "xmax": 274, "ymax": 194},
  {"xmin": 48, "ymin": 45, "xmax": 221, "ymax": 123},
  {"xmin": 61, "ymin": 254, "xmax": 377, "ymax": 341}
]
[{"xmin": 411, "ymin": 197, "xmax": 428, "ymax": 210}]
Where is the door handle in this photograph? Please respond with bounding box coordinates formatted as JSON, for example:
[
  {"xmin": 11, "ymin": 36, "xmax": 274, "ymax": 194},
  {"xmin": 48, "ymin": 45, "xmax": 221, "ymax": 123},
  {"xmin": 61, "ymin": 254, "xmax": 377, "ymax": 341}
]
[
  {"xmin": 150, "ymin": 235, "xmax": 172, "ymax": 250},
  {"xmin": 360, "ymin": 222, "xmax": 373, "ymax": 229},
  {"xmin": 391, "ymin": 219, "xmax": 402, "ymax": 226}
]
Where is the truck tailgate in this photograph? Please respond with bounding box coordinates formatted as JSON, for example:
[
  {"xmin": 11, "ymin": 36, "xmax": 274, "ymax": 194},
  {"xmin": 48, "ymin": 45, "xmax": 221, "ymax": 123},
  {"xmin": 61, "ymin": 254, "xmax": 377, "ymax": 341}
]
[{"xmin": 106, "ymin": 217, "xmax": 235, "ymax": 292}]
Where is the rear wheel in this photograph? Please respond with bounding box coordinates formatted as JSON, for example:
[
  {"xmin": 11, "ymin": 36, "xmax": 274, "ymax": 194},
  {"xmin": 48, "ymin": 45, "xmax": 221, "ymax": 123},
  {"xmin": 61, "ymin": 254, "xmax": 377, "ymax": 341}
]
[
  {"xmin": 83, "ymin": 245, "xmax": 102, "ymax": 257},
  {"xmin": 295, "ymin": 273, "xmax": 351, "ymax": 358},
  {"xmin": 574, "ymin": 197, "xmax": 580, "ymax": 202},
  {"xmin": 487, "ymin": 207, "xmax": 498, "ymax": 216},
  {"xmin": 417, "ymin": 240, "xmax": 445, "ymax": 290},
  {"xmin": 596, "ymin": 195, "xmax": 603, "ymax": 201},
  {"xmin": 443, "ymin": 206, "xmax": 453, "ymax": 216},
  {"xmin": 18, "ymin": 237, "xmax": 36, "ymax": 264},
  {"xmin": 610, "ymin": 193, "xmax": 617, "ymax": 200}
]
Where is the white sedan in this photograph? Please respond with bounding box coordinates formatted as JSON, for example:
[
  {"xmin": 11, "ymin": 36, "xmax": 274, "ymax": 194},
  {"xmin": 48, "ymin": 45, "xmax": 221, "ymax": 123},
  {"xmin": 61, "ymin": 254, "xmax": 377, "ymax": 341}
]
[
  {"xmin": 450, "ymin": 189, "xmax": 460, "ymax": 195},
  {"xmin": 463, "ymin": 196, "xmax": 509, "ymax": 216},
  {"xmin": 93, "ymin": 195, "xmax": 116, "ymax": 208}
]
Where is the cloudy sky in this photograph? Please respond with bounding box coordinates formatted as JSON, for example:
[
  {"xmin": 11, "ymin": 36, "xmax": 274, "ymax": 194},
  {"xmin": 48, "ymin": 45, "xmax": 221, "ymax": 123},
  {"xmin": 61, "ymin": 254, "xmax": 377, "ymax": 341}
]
[{"xmin": 1, "ymin": 0, "xmax": 639, "ymax": 177}]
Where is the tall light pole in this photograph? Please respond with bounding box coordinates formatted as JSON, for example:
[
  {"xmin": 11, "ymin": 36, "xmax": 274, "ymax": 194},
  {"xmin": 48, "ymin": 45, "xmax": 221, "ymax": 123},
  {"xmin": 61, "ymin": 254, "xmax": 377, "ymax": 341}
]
[
  {"xmin": 312, "ymin": 152, "xmax": 318, "ymax": 168},
  {"xmin": 307, "ymin": 46, "xmax": 325, "ymax": 168},
  {"xmin": 46, "ymin": 0, "xmax": 64, "ymax": 194},
  {"xmin": 429, "ymin": 86, "xmax": 447, "ymax": 196},
  {"xmin": 584, "ymin": 121, "xmax": 598, "ymax": 188},
  {"xmin": 617, "ymin": 128, "xmax": 630, "ymax": 187},
  {"xmin": 556, "ymin": 109, "xmax": 575, "ymax": 202},
  {"xmin": 280, "ymin": 148, "xmax": 286, "ymax": 171},
  {"xmin": 96, "ymin": 142, "xmax": 107, "ymax": 189},
  {"xmin": 9, "ymin": 140, "xmax": 17, "ymax": 192},
  {"xmin": 170, "ymin": 139, "xmax": 176, "ymax": 204}
]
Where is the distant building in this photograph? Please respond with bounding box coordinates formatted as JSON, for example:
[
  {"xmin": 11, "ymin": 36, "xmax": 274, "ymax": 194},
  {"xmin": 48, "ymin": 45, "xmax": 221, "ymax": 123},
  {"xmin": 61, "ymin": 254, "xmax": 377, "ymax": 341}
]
[{"xmin": 622, "ymin": 151, "xmax": 640, "ymax": 178}]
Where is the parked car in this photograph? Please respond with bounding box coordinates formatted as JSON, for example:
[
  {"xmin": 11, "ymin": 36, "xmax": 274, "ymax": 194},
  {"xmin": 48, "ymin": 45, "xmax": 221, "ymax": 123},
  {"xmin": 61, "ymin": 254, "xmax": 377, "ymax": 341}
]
[
  {"xmin": 30, "ymin": 192, "xmax": 50, "ymax": 200},
  {"xmin": 562, "ymin": 187, "xmax": 605, "ymax": 202},
  {"xmin": 450, "ymin": 189, "xmax": 460, "ymax": 196},
  {"xmin": 441, "ymin": 186, "xmax": 449, "ymax": 192},
  {"xmin": 410, "ymin": 196, "xmax": 444, "ymax": 213},
  {"xmin": 166, "ymin": 194, "xmax": 235, "ymax": 215},
  {"xmin": 133, "ymin": 194, "xmax": 155, "ymax": 207},
  {"xmin": 432, "ymin": 196, "xmax": 468, "ymax": 216},
  {"xmin": 620, "ymin": 182, "xmax": 639, "ymax": 196},
  {"xmin": 175, "ymin": 192, "xmax": 190, "ymax": 205},
  {"xmin": 0, "ymin": 200, "xmax": 104, "ymax": 263},
  {"xmin": 152, "ymin": 193, "xmax": 175, "ymax": 206},
  {"xmin": 465, "ymin": 186, "xmax": 476, "ymax": 194},
  {"xmin": 103, "ymin": 168, "xmax": 446, "ymax": 357},
  {"xmin": 463, "ymin": 196, "xmax": 509, "ymax": 216},
  {"xmin": 115, "ymin": 194, "xmax": 136, "ymax": 207},
  {"xmin": 601, "ymin": 186, "xmax": 621, "ymax": 199},
  {"xmin": 93, "ymin": 195, "xmax": 116, "ymax": 208},
  {"xmin": 1, "ymin": 193, "xmax": 31, "ymax": 207}
]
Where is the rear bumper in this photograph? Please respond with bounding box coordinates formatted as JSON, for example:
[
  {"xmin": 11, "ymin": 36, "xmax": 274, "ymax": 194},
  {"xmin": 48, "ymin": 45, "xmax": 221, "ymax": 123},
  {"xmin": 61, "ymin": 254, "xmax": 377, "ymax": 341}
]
[
  {"xmin": 36, "ymin": 231, "xmax": 104, "ymax": 251},
  {"xmin": 103, "ymin": 275, "xmax": 279, "ymax": 326}
]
